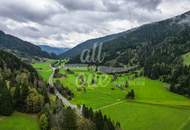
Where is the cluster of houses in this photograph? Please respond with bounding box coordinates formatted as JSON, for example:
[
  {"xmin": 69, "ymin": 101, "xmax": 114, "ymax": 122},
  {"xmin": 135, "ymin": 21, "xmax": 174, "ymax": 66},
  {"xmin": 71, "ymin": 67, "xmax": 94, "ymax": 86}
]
[{"xmin": 64, "ymin": 64, "xmax": 138, "ymax": 74}]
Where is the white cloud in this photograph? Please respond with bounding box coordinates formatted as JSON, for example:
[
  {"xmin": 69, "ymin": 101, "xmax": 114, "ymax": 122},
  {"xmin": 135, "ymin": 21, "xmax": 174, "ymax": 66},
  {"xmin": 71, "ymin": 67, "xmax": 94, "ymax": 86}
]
[
  {"xmin": 0, "ymin": 0, "xmax": 189, "ymax": 48},
  {"xmin": 158, "ymin": 0, "xmax": 190, "ymax": 17}
]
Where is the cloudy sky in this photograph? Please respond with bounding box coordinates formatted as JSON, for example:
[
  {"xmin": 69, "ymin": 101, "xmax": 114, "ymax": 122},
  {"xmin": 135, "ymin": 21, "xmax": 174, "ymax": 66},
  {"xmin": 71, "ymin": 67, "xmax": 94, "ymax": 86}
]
[{"xmin": 0, "ymin": 0, "xmax": 190, "ymax": 48}]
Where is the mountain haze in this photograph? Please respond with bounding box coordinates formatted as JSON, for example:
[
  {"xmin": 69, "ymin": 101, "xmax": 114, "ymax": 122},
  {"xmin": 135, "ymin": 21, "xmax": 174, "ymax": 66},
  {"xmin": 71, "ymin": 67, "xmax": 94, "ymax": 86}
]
[{"xmin": 39, "ymin": 45, "xmax": 69, "ymax": 55}]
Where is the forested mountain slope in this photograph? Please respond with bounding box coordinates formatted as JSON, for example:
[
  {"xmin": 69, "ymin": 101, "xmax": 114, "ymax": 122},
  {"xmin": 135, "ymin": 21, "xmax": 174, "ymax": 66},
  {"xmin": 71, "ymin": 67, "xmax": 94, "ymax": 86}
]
[
  {"xmin": 0, "ymin": 31, "xmax": 51, "ymax": 58},
  {"xmin": 62, "ymin": 11, "xmax": 190, "ymax": 67},
  {"xmin": 60, "ymin": 31, "xmax": 127, "ymax": 58},
  {"xmin": 0, "ymin": 50, "xmax": 47, "ymax": 116}
]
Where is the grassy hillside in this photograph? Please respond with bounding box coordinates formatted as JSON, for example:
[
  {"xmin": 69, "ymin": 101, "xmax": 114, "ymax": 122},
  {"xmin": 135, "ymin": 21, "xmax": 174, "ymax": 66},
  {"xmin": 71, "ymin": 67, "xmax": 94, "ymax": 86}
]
[
  {"xmin": 182, "ymin": 52, "xmax": 190, "ymax": 66},
  {"xmin": 0, "ymin": 112, "xmax": 40, "ymax": 130}
]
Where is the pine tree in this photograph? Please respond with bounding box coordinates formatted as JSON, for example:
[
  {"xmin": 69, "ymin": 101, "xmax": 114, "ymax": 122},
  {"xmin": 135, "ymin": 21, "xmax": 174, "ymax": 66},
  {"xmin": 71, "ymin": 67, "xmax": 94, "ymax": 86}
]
[
  {"xmin": 17, "ymin": 84, "xmax": 29, "ymax": 112},
  {"xmin": 62, "ymin": 107, "xmax": 78, "ymax": 130},
  {"xmin": 131, "ymin": 89, "xmax": 135, "ymax": 99},
  {"xmin": 0, "ymin": 81, "xmax": 14, "ymax": 116},
  {"xmin": 125, "ymin": 80, "xmax": 129, "ymax": 88},
  {"xmin": 39, "ymin": 113, "xmax": 49, "ymax": 130},
  {"xmin": 14, "ymin": 84, "xmax": 21, "ymax": 109}
]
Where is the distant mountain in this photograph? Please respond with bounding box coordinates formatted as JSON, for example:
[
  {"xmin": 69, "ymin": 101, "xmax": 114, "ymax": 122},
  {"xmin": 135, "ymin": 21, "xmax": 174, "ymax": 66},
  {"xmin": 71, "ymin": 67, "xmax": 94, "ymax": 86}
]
[
  {"xmin": 60, "ymin": 11, "xmax": 190, "ymax": 66},
  {"xmin": 60, "ymin": 31, "xmax": 126, "ymax": 58},
  {"xmin": 39, "ymin": 45, "xmax": 69, "ymax": 55},
  {"xmin": 0, "ymin": 31, "xmax": 51, "ymax": 58}
]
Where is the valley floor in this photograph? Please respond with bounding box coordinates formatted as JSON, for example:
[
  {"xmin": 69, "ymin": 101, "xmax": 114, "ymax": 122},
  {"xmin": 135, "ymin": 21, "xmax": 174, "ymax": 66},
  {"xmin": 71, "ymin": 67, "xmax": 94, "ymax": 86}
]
[{"xmin": 33, "ymin": 61, "xmax": 190, "ymax": 130}]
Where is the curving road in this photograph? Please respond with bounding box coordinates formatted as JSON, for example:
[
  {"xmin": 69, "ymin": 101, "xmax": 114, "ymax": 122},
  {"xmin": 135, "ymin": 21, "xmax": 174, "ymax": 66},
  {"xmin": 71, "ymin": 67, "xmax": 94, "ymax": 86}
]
[{"xmin": 48, "ymin": 66, "xmax": 82, "ymax": 115}]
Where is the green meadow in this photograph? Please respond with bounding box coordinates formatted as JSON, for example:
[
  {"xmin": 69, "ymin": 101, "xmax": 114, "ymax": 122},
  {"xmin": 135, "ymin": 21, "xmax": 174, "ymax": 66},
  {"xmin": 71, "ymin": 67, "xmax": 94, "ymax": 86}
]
[
  {"xmin": 0, "ymin": 112, "xmax": 40, "ymax": 130},
  {"xmin": 32, "ymin": 60, "xmax": 54, "ymax": 81},
  {"xmin": 34, "ymin": 62, "xmax": 190, "ymax": 130},
  {"xmin": 102, "ymin": 101, "xmax": 190, "ymax": 130}
]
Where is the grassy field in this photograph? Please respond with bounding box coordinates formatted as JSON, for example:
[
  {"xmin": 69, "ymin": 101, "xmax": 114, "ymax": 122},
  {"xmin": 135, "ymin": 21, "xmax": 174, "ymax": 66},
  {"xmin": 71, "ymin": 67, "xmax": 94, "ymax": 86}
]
[
  {"xmin": 0, "ymin": 112, "xmax": 40, "ymax": 130},
  {"xmin": 58, "ymin": 69, "xmax": 190, "ymax": 108},
  {"xmin": 58, "ymin": 69, "xmax": 126, "ymax": 108},
  {"xmin": 32, "ymin": 59, "xmax": 54, "ymax": 81},
  {"xmin": 58, "ymin": 68, "xmax": 190, "ymax": 130},
  {"xmin": 101, "ymin": 77, "xmax": 190, "ymax": 130},
  {"xmin": 182, "ymin": 52, "xmax": 190, "ymax": 66},
  {"xmin": 127, "ymin": 77, "xmax": 190, "ymax": 106},
  {"xmin": 102, "ymin": 101, "xmax": 190, "ymax": 130},
  {"xmin": 34, "ymin": 63, "xmax": 190, "ymax": 130}
]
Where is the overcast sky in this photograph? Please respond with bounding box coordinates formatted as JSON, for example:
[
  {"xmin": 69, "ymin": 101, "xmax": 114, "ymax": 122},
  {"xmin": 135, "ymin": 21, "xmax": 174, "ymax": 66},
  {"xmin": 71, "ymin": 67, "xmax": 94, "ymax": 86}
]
[{"xmin": 0, "ymin": 0, "xmax": 190, "ymax": 48}]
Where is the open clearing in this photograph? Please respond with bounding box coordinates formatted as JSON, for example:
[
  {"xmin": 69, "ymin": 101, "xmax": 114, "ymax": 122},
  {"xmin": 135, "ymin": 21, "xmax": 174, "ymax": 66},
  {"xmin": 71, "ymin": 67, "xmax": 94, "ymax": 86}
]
[
  {"xmin": 32, "ymin": 60, "xmax": 54, "ymax": 81},
  {"xmin": 0, "ymin": 112, "xmax": 40, "ymax": 130},
  {"xmin": 182, "ymin": 52, "xmax": 190, "ymax": 66}
]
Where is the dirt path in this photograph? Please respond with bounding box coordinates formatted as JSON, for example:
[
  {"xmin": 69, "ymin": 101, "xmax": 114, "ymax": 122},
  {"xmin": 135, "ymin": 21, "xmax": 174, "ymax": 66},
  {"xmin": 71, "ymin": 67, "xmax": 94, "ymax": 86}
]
[
  {"xmin": 96, "ymin": 99, "xmax": 190, "ymax": 111},
  {"xmin": 95, "ymin": 100, "xmax": 125, "ymax": 111}
]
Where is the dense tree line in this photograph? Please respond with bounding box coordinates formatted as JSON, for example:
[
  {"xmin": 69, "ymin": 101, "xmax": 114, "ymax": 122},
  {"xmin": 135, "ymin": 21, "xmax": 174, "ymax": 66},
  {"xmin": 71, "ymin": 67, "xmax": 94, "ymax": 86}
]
[
  {"xmin": 55, "ymin": 80, "xmax": 74, "ymax": 100},
  {"xmin": 0, "ymin": 75, "xmax": 46, "ymax": 115},
  {"xmin": 126, "ymin": 89, "xmax": 135, "ymax": 99},
  {"xmin": 82, "ymin": 105, "xmax": 122, "ymax": 130},
  {"xmin": 145, "ymin": 63, "xmax": 190, "ymax": 97},
  {"xmin": 0, "ymin": 80, "xmax": 14, "ymax": 116},
  {"xmin": 142, "ymin": 30, "xmax": 190, "ymax": 96},
  {"xmin": 39, "ymin": 99, "xmax": 96, "ymax": 130},
  {"xmin": 39, "ymin": 99, "xmax": 122, "ymax": 130},
  {"xmin": 168, "ymin": 65, "xmax": 190, "ymax": 96}
]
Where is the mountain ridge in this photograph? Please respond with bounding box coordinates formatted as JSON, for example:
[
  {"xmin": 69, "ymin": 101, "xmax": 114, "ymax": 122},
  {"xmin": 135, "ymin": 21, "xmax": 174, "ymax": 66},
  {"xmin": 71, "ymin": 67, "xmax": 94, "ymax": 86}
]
[
  {"xmin": 0, "ymin": 30, "xmax": 51, "ymax": 59},
  {"xmin": 60, "ymin": 30, "xmax": 129, "ymax": 58}
]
